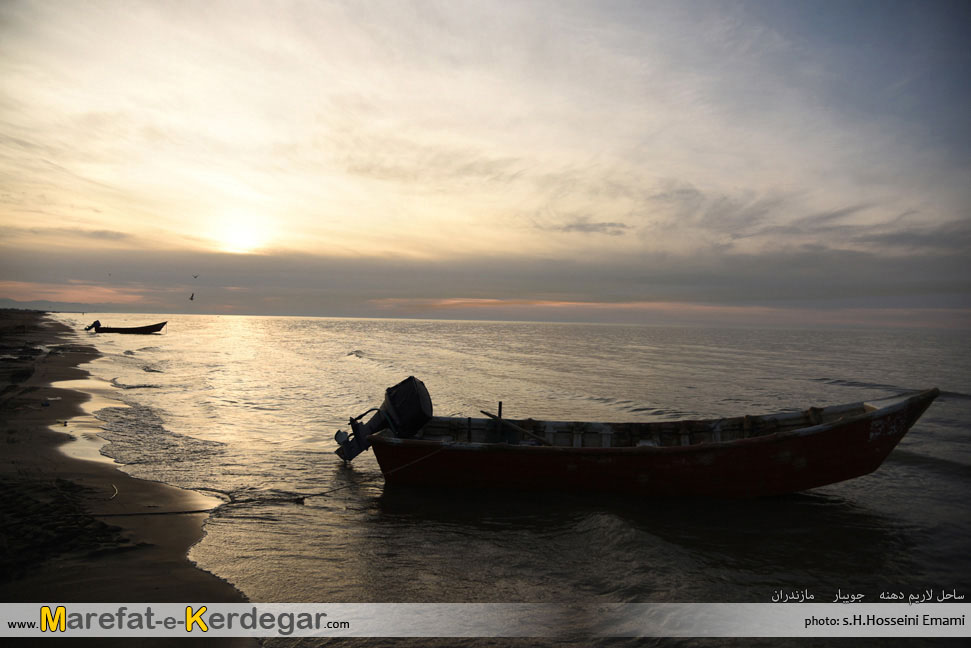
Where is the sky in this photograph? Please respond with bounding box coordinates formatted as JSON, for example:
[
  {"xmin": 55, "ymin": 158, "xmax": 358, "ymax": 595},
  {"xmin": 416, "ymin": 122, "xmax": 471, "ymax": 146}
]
[{"xmin": 1, "ymin": 0, "xmax": 969, "ymax": 328}]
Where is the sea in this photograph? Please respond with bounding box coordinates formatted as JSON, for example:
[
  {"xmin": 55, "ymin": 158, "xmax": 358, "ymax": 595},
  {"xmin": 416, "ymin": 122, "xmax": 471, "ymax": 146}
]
[{"xmin": 53, "ymin": 313, "xmax": 971, "ymax": 645}]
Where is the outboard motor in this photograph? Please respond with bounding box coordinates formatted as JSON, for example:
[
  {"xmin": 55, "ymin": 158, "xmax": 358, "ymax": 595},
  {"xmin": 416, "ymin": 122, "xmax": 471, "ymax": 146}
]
[{"xmin": 334, "ymin": 376, "xmax": 433, "ymax": 463}]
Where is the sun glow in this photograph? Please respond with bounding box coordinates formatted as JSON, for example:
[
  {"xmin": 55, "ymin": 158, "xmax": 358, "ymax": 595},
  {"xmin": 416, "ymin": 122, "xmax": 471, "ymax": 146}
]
[{"xmin": 212, "ymin": 215, "xmax": 272, "ymax": 254}]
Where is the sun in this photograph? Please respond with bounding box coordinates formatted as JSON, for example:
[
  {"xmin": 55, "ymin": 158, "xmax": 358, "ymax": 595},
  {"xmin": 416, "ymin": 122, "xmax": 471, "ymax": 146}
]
[
  {"xmin": 220, "ymin": 227, "xmax": 263, "ymax": 254},
  {"xmin": 213, "ymin": 215, "xmax": 271, "ymax": 254}
]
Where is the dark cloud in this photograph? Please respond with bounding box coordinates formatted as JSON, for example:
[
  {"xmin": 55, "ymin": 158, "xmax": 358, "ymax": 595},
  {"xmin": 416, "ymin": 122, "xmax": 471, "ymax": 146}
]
[
  {"xmin": 642, "ymin": 180, "xmax": 801, "ymax": 236},
  {"xmin": 2, "ymin": 238, "xmax": 968, "ymax": 322},
  {"xmin": 0, "ymin": 226, "xmax": 134, "ymax": 242},
  {"xmin": 789, "ymin": 203, "xmax": 875, "ymax": 229},
  {"xmin": 647, "ymin": 180, "xmax": 706, "ymax": 207},
  {"xmin": 76, "ymin": 229, "xmax": 131, "ymax": 241},
  {"xmin": 697, "ymin": 192, "xmax": 794, "ymax": 239},
  {"xmin": 638, "ymin": 178, "xmax": 971, "ymax": 260},
  {"xmin": 848, "ymin": 219, "xmax": 971, "ymax": 254},
  {"xmin": 757, "ymin": 213, "xmax": 971, "ymax": 255},
  {"xmin": 542, "ymin": 216, "xmax": 632, "ymax": 236}
]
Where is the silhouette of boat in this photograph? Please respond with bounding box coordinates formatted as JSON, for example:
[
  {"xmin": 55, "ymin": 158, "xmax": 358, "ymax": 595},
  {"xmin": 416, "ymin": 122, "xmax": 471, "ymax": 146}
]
[
  {"xmin": 334, "ymin": 377, "xmax": 940, "ymax": 497},
  {"xmin": 84, "ymin": 320, "xmax": 167, "ymax": 334}
]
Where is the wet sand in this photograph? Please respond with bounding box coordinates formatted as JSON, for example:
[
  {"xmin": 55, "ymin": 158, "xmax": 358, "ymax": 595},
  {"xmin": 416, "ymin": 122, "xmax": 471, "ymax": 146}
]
[{"xmin": 0, "ymin": 310, "xmax": 255, "ymax": 646}]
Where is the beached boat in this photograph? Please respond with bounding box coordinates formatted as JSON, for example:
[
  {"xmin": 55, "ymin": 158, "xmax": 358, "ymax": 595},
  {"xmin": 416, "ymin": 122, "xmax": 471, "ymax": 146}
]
[
  {"xmin": 334, "ymin": 377, "xmax": 940, "ymax": 497},
  {"xmin": 84, "ymin": 320, "xmax": 167, "ymax": 334}
]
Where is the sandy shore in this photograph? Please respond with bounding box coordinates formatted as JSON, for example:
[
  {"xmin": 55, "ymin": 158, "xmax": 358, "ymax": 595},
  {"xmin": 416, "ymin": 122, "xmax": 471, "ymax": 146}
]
[{"xmin": 0, "ymin": 310, "xmax": 256, "ymax": 646}]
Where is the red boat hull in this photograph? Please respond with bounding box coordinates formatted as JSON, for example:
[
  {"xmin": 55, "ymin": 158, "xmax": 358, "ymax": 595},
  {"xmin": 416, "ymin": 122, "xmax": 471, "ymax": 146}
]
[{"xmin": 369, "ymin": 389, "xmax": 938, "ymax": 497}]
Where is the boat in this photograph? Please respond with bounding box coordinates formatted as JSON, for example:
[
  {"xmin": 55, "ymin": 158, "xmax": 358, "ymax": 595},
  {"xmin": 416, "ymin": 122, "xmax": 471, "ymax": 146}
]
[
  {"xmin": 83, "ymin": 320, "xmax": 167, "ymax": 334},
  {"xmin": 333, "ymin": 377, "xmax": 940, "ymax": 497}
]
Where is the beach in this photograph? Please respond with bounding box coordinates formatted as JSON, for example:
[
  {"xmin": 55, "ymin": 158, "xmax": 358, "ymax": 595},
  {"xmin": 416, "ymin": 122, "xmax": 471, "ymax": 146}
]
[
  {"xmin": 0, "ymin": 310, "xmax": 254, "ymax": 646},
  {"xmin": 3, "ymin": 310, "xmax": 967, "ymax": 646}
]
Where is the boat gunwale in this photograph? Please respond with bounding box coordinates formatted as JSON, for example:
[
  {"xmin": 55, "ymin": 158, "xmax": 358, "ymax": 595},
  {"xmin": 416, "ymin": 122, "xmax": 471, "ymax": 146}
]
[{"xmin": 368, "ymin": 388, "xmax": 938, "ymax": 455}]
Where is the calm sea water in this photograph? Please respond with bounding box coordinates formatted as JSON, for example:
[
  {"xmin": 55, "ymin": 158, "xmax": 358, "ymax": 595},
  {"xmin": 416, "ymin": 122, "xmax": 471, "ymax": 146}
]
[{"xmin": 54, "ymin": 313, "xmax": 971, "ymax": 643}]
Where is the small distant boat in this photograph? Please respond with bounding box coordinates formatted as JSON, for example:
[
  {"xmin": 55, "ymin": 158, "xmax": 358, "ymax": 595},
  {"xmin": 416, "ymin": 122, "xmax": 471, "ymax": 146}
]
[
  {"xmin": 84, "ymin": 320, "xmax": 167, "ymax": 334},
  {"xmin": 334, "ymin": 377, "xmax": 940, "ymax": 498}
]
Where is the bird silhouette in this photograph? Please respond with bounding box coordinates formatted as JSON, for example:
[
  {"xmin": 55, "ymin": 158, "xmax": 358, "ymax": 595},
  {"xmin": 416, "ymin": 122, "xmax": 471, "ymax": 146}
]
[
  {"xmin": 190, "ymin": 293, "xmax": 195, "ymax": 301},
  {"xmin": 192, "ymin": 274, "xmax": 199, "ymax": 279}
]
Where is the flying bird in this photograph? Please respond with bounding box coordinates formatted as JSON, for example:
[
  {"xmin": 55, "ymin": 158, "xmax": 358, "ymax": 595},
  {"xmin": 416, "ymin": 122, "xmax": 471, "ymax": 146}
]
[
  {"xmin": 192, "ymin": 274, "xmax": 199, "ymax": 279},
  {"xmin": 190, "ymin": 293, "xmax": 194, "ymax": 301}
]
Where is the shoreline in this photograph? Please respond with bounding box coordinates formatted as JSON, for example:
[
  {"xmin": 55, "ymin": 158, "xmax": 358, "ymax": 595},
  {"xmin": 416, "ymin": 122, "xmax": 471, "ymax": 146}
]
[{"xmin": 0, "ymin": 310, "xmax": 255, "ymax": 644}]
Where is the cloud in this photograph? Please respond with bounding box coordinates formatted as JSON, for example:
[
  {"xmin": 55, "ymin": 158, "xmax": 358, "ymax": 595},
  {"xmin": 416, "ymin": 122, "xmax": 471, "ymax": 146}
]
[
  {"xmin": 366, "ymin": 295, "xmax": 971, "ymax": 329},
  {"xmin": 333, "ymin": 132, "xmax": 525, "ymax": 190},
  {"xmin": 0, "ymin": 280, "xmax": 149, "ymax": 305},
  {"xmin": 751, "ymin": 210, "xmax": 971, "ymax": 256},
  {"xmin": 848, "ymin": 219, "xmax": 971, "ymax": 254},
  {"xmin": 788, "ymin": 204, "xmax": 876, "ymax": 230},
  {"xmin": 0, "ymin": 226, "xmax": 133, "ymax": 242},
  {"xmin": 1, "ymin": 242, "xmax": 968, "ymax": 323},
  {"xmin": 538, "ymin": 215, "xmax": 633, "ymax": 237},
  {"xmin": 1, "ymin": 1, "xmax": 969, "ymax": 329}
]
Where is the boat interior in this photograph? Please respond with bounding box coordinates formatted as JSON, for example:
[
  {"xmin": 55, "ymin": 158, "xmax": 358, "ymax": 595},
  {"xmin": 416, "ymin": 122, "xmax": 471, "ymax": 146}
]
[{"xmin": 407, "ymin": 400, "xmax": 879, "ymax": 448}]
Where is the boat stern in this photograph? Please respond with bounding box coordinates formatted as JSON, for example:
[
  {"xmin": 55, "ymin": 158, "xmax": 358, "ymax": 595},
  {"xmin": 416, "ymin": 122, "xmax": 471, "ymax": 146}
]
[{"xmin": 334, "ymin": 376, "xmax": 433, "ymax": 463}]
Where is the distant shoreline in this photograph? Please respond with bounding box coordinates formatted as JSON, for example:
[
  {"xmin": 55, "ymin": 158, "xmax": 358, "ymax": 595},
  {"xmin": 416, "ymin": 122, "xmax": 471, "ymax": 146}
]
[
  {"xmin": 4, "ymin": 302, "xmax": 967, "ymax": 332},
  {"xmin": 0, "ymin": 310, "xmax": 254, "ymax": 643}
]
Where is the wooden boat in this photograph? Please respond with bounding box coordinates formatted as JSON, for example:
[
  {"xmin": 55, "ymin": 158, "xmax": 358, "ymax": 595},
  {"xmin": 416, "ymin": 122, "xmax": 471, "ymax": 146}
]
[
  {"xmin": 84, "ymin": 320, "xmax": 167, "ymax": 334},
  {"xmin": 334, "ymin": 377, "xmax": 940, "ymax": 497}
]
